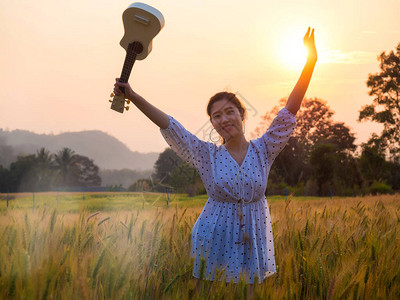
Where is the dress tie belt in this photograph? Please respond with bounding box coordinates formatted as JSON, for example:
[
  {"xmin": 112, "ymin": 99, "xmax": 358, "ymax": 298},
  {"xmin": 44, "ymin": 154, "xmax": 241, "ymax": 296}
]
[
  {"xmin": 213, "ymin": 194, "xmax": 265, "ymax": 204},
  {"xmin": 197, "ymin": 195, "xmax": 265, "ymax": 250}
]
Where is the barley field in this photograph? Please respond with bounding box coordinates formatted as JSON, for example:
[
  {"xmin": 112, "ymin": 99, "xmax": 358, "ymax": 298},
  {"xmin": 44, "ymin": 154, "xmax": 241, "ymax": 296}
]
[{"xmin": 0, "ymin": 192, "xmax": 399, "ymax": 299}]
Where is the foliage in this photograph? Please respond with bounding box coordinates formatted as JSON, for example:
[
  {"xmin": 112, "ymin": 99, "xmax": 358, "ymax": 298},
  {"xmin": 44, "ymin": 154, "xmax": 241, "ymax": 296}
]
[
  {"xmin": 358, "ymin": 42, "xmax": 400, "ymax": 158},
  {"xmin": 54, "ymin": 147, "xmax": 77, "ymax": 186},
  {"xmin": 368, "ymin": 181, "xmax": 392, "ymax": 195},
  {"xmin": 107, "ymin": 184, "xmax": 124, "ymax": 192},
  {"xmin": 387, "ymin": 160, "xmax": 400, "ymax": 190},
  {"xmin": 0, "ymin": 165, "xmax": 8, "ymax": 192},
  {"xmin": 128, "ymin": 179, "xmax": 153, "ymax": 192},
  {"xmin": 0, "ymin": 136, "xmax": 16, "ymax": 168},
  {"xmin": 270, "ymin": 137, "xmax": 311, "ymax": 186},
  {"xmin": 152, "ymin": 148, "xmax": 204, "ymax": 196},
  {"xmin": 309, "ymin": 144, "xmax": 336, "ymax": 195},
  {"xmin": 332, "ymin": 151, "xmax": 363, "ymax": 195},
  {"xmin": 358, "ymin": 143, "xmax": 388, "ymax": 184},
  {"xmin": 167, "ymin": 163, "xmax": 203, "ymax": 195},
  {"xmin": 72, "ymin": 155, "xmax": 101, "ymax": 186},
  {"xmin": 357, "ymin": 141, "xmax": 400, "ymax": 190},
  {"xmin": 252, "ymin": 97, "xmax": 356, "ymax": 153},
  {"xmin": 34, "ymin": 148, "xmax": 55, "ymax": 191},
  {"xmin": 7, "ymin": 154, "xmax": 37, "ymax": 192},
  {"xmin": 252, "ymin": 98, "xmax": 358, "ymax": 196},
  {"xmin": 153, "ymin": 148, "xmax": 183, "ymax": 183},
  {"xmin": 0, "ymin": 147, "xmax": 101, "ymax": 192}
]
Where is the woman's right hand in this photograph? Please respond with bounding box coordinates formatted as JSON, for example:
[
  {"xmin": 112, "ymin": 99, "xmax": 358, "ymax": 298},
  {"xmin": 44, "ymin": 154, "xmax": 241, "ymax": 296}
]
[
  {"xmin": 114, "ymin": 78, "xmax": 136, "ymax": 101},
  {"xmin": 303, "ymin": 27, "xmax": 317, "ymax": 63}
]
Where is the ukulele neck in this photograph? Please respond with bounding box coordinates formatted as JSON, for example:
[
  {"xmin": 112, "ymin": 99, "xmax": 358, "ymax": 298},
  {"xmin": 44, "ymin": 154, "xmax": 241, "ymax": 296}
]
[{"xmin": 119, "ymin": 42, "xmax": 143, "ymax": 84}]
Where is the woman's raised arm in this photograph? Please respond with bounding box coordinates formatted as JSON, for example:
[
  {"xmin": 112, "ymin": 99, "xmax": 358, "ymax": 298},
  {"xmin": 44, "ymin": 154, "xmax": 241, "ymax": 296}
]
[
  {"xmin": 285, "ymin": 27, "xmax": 318, "ymax": 115},
  {"xmin": 113, "ymin": 79, "xmax": 170, "ymax": 129}
]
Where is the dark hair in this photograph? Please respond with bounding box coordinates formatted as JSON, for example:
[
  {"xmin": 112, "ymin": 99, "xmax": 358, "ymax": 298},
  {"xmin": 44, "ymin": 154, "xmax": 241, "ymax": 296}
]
[{"xmin": 206, "ymin": 92, "xmax": 247, "ymax": 144}]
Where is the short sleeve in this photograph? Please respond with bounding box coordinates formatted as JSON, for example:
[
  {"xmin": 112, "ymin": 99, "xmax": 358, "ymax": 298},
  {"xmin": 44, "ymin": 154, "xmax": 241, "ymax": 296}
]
[
  {"xmin": 160, "ymin": 115, "xmax": 211, "ymax": 170},
  {"xmin": 254, "ymin": 107, "xmax": 296, "ymax": 168}
]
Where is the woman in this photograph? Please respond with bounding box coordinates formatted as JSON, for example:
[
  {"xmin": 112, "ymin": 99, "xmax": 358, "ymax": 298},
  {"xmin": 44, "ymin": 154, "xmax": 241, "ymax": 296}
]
[{"xmin": 114, "ymin": 27, "xmax": 317, "ymax": 286}]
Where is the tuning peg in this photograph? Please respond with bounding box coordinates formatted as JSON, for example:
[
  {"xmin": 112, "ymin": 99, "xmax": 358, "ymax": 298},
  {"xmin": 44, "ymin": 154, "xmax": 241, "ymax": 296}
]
[
  {"xmin": 109, "ymin": 99, "xmax": 112, "ymax": 103},
  {"xmin": 125, "ymin": 106, "xmax": 130, "ymax": 111},
  {"xmin": 110, "ymin": 92, "xmax": 115, "ymax": 97},
  {"xmin": 126, "ymin": 99, "xmax": 131, "ymax": 104}
]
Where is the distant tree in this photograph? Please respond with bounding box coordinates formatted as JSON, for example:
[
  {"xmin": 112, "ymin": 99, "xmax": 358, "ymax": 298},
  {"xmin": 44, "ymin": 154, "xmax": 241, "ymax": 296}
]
[
  {"xmin": 128, "ymin": 179, "xmax": 153, "ymax": 192},
  {"xmin": 312, "ymin": 121, "xmax": 356, "ymax": 152},
  {"xmin": 8, "ymin": 155, "xmax": 37, "ymax": 192},
  {"xmin": 0, "ymin": 136, "xmax": 15, "ymax": 168},
  {"xmin": 252, "ymin": 98, "xmax": 343, "ymax": 151},
  {"xmin": 152, "ymin": 148, "xmax": 203, "ymax": 195},
  {"xmin": 0, "ymin": 165, "xmax": 9, "ymax": 193},
  {"xmin": 167, "ymin": 162, "xmax": 203, "ymax": 195},
  {"xmin": 310, "ymin": 143, "xmax": 336, "ymax": 195},
  {"xmin": 107, "ymin": 184, "xmax": 124, "ymax": 192},
  {"xmin": 358, "ymin": 140, "xmax": 400, "ymax": 191},
  {"xmin": 358, "ymin": 142, "xmax": 388, "ymax": 185},
  {"xmin": 358, "ymin": 42, "xmax": 400, "ymax": 158},
  {"xmin": 333, "ymin": 151, "xmax": 363, "ymax": 195},
  {"xmin": 71, "ymin": 155, "xmax": 101, "ymax": 187},
  {"xmin": 153, "ymin": 148, "xmax": 184, "ymax": 183},
  {"xmin": 269, "ymin": 137, "xmax": 310, "ymax": 186},
  {"xmin": 387, "ymin": 160, "xmax": 400, "ymax": 190},
  {"xmin": 0, "ymin": 147, "xmax": 101, "ymax": 191},
  {"xmin": 36, "ymin": 147, "xmax": 53, "ymax": 166},
  {"xmin": 3, "ymin": 150, "xmax": 54, "ymax": 192},
  {"xmin": 252, "ymin": 97, "xmax": 356, "ymax": 188},
  {"xmin": 35, "ymin": 147, "xmax": 54, "ymax": 191},
  {"xmin": 54, "ymin": 148, "xmax": 76, "ymax": 186}
]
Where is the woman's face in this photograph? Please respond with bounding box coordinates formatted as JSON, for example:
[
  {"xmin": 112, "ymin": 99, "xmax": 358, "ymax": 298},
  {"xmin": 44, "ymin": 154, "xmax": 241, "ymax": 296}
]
[{"xmin": 210, "ymin": 98, "xmax": 244, "ymax": 142}]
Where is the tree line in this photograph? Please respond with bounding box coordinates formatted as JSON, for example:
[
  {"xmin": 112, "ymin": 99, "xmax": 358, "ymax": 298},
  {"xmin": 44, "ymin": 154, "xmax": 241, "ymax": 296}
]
[{"xmin": 0, "ymin": 147, "xmax": 101, "ymax": 193}]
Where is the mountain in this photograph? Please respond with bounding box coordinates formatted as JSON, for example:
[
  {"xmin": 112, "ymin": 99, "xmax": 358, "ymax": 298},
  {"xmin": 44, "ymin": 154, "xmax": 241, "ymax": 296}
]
[{"xmin": 0, "ymin": 129, "xmax": 159, "ymax": 171}]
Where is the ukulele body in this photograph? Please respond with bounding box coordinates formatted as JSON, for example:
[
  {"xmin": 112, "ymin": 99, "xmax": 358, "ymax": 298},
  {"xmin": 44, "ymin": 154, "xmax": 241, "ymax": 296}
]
[{"xmin": 120, "ymin": 2, "xmax": 165, "ymax": 60}]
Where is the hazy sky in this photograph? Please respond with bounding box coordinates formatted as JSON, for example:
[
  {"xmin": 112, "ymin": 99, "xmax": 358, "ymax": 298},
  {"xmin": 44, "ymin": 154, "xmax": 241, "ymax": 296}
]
[{"xmin": 1, "ymin": 0, "xmax": 399, "ymax": 153}]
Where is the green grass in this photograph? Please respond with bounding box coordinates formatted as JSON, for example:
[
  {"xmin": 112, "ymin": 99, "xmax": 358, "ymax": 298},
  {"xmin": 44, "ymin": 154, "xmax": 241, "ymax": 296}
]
[
  {"xmin": 0, "ymin": 192, "xmax": 336, "ymax": 212},
  {"xmin": 0, "ymin": 192, "xmax": 399, "ymax": 299},
  {"xmin": 0, "ymin": 192, "xmax": 209, "ymax": 213}
]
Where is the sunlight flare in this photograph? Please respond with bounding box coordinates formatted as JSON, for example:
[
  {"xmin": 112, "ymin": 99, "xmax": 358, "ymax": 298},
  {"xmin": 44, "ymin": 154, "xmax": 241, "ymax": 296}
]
[{"xmin": 276, "ymin": 29, "xmax": 308, "ymax": 70}]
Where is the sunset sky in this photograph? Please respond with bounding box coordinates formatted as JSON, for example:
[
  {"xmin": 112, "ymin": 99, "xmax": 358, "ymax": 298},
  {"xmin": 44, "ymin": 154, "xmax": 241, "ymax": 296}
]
[{"xmin": 1, "ymin": 0, "xmax": 399, "ymax": 154}]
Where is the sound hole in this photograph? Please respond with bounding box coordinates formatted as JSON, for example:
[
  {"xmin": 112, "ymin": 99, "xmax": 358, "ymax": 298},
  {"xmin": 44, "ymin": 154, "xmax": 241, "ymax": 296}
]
[{"xmin": 132, "ymin": 41, "xmax": 144, "ymax": 54}]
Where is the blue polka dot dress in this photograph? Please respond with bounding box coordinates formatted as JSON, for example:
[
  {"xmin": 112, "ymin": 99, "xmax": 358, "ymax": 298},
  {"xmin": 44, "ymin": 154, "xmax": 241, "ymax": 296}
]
[{"xmin": 160, "ymin": 107, "xmax": 296, "ymax": 284}]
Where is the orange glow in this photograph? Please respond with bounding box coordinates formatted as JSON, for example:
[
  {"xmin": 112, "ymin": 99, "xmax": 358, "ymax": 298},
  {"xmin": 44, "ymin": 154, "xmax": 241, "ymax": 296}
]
[
  {"xmin": 0, "ymin": 0, "xmax": 399, "ymax": 153},
  {"xmin": 276, "ymin": 29, "xmax": 308, "ymax": 70}
]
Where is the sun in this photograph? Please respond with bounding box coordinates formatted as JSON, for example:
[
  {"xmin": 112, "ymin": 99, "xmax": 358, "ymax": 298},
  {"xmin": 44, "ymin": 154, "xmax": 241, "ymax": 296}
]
[{"xmin": 276, "ymin": 29, "xmax": 308, "ymax": 70}]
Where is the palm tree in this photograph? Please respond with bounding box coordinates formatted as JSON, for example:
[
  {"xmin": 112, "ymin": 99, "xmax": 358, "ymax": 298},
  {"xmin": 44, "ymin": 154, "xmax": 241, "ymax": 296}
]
[
  {"xmin": 54, "ymin": 147, "xmax": 76, "ymax": 187},
  {"xmin": 35, "ymin": 147, "xmax": 54, "ymax": 191}
]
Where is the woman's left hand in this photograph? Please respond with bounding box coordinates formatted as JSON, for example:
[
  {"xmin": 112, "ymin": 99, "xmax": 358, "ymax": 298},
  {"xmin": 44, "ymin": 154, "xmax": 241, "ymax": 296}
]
[{"xmin": 303, "ymin": 27, "xmax": 317, "ymax": 63}]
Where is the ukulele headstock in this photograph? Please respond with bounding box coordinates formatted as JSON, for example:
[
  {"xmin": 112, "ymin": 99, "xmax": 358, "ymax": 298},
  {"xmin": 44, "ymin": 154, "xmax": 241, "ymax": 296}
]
[{"xmin": 109, "ymin": 93, "xmax": 130, "ymax": 113}]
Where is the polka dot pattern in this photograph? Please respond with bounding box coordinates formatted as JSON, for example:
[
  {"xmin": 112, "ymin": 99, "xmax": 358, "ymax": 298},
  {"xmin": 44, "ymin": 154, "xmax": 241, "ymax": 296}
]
[{"xmin": 160, "ymin": 107, "xmax": 296, "ymax": 284}]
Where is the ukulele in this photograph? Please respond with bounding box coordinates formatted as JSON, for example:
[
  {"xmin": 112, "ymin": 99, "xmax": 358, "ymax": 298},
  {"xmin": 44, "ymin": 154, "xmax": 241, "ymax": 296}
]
[{"xmin": 109, "ymin": 2, "xmax": 165, "ymax": 113}]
